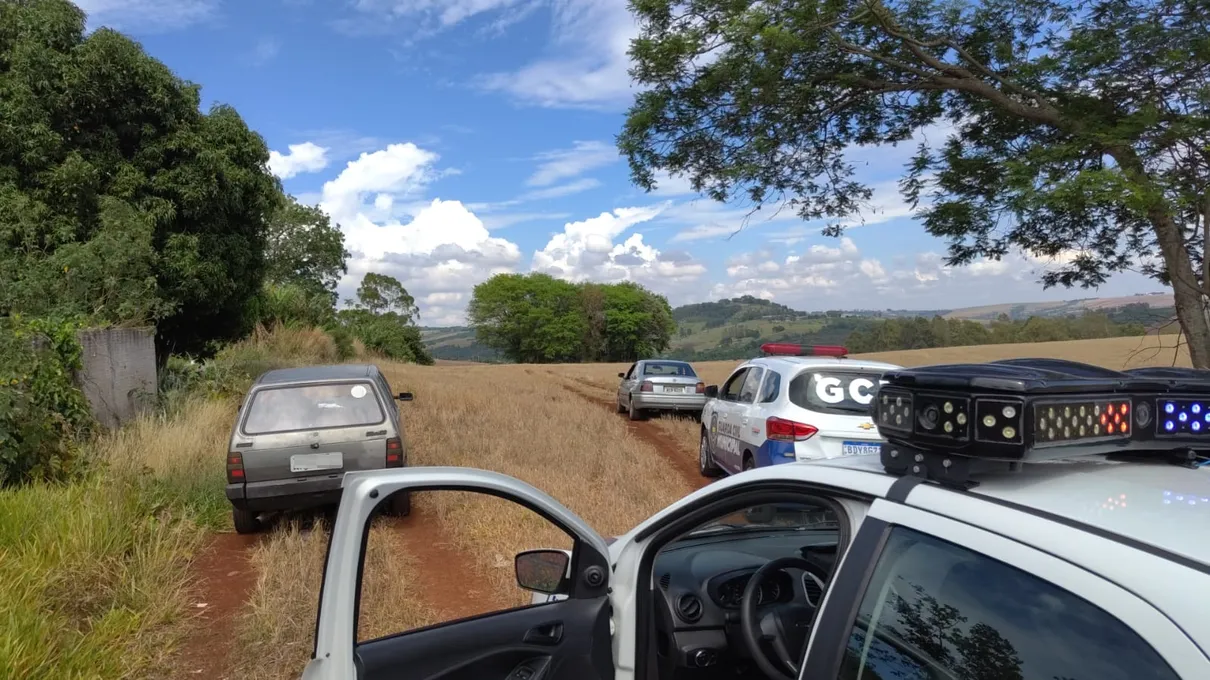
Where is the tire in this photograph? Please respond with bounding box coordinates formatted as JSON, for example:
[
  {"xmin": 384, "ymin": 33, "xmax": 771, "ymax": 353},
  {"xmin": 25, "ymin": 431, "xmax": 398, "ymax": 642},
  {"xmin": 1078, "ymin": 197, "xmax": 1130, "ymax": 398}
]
[
  {"xmin": 232, "ymin": 507, "xmax": 262, "ymax": 535},
  {"xmin": 699, "ymin": 430, "xmax": 723, "ymax": 478},
  {"xmin": 617, "ymin": 398, "xmax": 626, "ymax": 413},
  {"xmin": 628, "ymin": 396, "xmax": 646, "ymax": 421},
  {"xmin": 388, "ymin": 490, "xmax": 412, "ymax": 517},
  {"xmin": 742, "ymin": 453, "xmax": 755, "ymax": 472}
]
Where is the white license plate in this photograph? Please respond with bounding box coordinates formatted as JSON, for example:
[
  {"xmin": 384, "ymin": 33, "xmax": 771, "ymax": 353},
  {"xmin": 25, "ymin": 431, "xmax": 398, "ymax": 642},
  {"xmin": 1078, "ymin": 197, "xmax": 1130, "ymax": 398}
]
[
  {"xmin": 841, "ymin": 441, "xmax": 882, "ymax": 457},
  {"xmin": 663, "ymin": 386, "xmax": 685, "ymax": 393},
  {"xmin": 290, "ymin": 452, "xmax": 343, "ymax": 473}
]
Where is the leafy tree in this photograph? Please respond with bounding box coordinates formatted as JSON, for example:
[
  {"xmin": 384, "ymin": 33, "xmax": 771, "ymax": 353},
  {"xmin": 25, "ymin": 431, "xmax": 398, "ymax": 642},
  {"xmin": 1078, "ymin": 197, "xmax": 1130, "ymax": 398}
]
[
  {"xmin": 0, "ymin": 0, "xmax": 280, "ymax": 356},
  {"xmin": 354, "ymin": 272, "xmax": 419, "ymax": 322},
  {"xmin": 265, "ymin": 197, "xmax": 349, "ymax": 305},
  {"xmin": 622, "ymin": 0, "xmax": 1210, "ymax": 366}
]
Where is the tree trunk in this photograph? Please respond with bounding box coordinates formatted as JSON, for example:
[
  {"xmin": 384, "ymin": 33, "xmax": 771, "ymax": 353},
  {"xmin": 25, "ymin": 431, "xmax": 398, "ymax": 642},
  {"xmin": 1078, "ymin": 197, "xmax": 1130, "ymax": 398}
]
[{"xmin": 1148, "ymin": 207, "xmax": 1210, "ymax": 368}]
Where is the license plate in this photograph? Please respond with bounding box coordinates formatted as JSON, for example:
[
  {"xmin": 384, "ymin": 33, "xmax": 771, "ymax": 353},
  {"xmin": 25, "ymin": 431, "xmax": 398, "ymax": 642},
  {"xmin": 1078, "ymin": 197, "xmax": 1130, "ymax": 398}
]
[
  {"xmin": 290, "ymin": 452, "xmax": 343, "ymax": 472},
  {"xmin": 663, "ymin": 386, "xmax": 685, "ymax": 393},
  {"xmin": 841, "ymin": 441, "xmax": 882, "ymax": 457}
]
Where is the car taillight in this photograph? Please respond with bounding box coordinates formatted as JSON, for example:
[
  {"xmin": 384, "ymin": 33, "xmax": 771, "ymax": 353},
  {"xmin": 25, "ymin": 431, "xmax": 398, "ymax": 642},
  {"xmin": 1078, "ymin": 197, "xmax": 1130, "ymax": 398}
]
[
  {"xmin": 386, "ymin": 437, "xmax": 403, "ymax": 467},
  {"xmin": 227, "ymin": 452, "xmax": 245, "ymax": 483},
  {"xmin": 696, "ymin": 382, "xmax": 705, "ymax": 393},
  {"xmin": 640, "ymin": 381, "xmax": 653, "ymax": 392},
  {"xmin": 766, "ymin": 417, "xmax": 818, "ymax": 442}
]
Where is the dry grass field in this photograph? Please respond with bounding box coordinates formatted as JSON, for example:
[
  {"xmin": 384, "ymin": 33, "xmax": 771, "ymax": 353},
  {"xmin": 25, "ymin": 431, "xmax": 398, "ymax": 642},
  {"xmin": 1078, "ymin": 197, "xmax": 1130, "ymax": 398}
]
[{"xmin": 43, "ymin": 331, "xmax": 1185, "ymax": 679}]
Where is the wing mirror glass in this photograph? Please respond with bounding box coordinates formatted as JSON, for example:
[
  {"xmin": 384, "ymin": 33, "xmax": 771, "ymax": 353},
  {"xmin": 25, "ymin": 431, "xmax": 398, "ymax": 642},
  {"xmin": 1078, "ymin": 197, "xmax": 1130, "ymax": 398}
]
[
  {"xmin": 515, "ymin": 549, "xmax": 569, "ymax": 594},
  {"xmin": 397, "ymin": 392, "xmax": 414, "ymax": 402},
  {"xmin": 704, "ymin": 385, "xmax": 719, "ymax": 399}
]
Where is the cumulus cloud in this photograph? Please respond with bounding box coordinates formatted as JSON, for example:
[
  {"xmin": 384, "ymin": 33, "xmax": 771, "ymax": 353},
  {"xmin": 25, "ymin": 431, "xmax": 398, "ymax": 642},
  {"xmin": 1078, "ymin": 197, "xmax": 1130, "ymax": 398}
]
[
  {"xmin": 531, "ymin": 206, "xmax": 707, "ymax": 299},
  {"xmin": 75, "ymin": 0, "xmax": 217, "ymax": 31},
  {"xmin": 268, "ymin": 142, "xmax": 331, "ymax": 180},
  {"xmin": 318, "ymin": 142, "xmax": 522, "ymax": 325}
]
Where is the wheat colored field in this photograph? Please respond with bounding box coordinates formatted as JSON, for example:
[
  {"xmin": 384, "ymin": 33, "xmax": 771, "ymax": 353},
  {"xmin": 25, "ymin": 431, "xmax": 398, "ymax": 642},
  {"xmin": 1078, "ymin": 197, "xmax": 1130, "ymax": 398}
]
[{"xmin": 198, "ymin": 334, "xmax": 1192, "ymax": 678}]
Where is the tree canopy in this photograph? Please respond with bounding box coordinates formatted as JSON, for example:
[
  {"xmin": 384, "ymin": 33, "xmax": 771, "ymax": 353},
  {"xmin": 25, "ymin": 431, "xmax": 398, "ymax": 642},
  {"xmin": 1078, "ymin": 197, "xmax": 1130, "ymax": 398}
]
[
  {"xmin": 467, "ymin": 273, "xmax": 675, "ymax": 363},
  {"xmin": 621, "ymin": 0, "xmax": 1210, "ymax": 365},
  {"xmin": 0, "ymin": 0, "xmax": 281, "ymax": 356},
  {"xmin": 264, "ymin": 197, "xmax": 349, "ymax": 305}
]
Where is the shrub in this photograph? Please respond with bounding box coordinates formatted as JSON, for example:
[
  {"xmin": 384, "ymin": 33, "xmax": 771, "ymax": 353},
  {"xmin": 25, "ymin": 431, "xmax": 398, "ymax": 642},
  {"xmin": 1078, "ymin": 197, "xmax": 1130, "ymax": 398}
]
[{"xmin": 0, "ymin": 316, "xmax": 93, "ymax": 486}]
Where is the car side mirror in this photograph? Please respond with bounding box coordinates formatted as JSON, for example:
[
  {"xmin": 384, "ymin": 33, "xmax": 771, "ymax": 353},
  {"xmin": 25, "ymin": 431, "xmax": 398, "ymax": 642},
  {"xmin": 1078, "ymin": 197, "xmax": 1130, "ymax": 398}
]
[
  {"xmin": 514, "ymin": 549, "xmax": 569, "ymax": 595},
  {"xmin": 617, "ymin": 372, "xmax": 625, "ymax": 378},
  {"xmin": 705, "ymin": 385, "xmax": 719, "ymax": 399},
  {"xmin": 397, "ymin": 392, "xmax": 414, "ymax": 402}
]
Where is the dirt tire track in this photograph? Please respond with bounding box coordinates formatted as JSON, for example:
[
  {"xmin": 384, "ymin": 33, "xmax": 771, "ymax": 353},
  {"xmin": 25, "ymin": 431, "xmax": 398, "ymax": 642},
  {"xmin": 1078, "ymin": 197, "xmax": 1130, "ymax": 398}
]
[
  {"xmin": 556, "ymin": 381, "xmax": 709, "ymax": 491},
  {"xmin": 171, "ymin": 532, "xmax": 262, "ymax": 678},
  {"xmin": 392, "ymin": 507, "xmax": 513, "ymax": 622}
]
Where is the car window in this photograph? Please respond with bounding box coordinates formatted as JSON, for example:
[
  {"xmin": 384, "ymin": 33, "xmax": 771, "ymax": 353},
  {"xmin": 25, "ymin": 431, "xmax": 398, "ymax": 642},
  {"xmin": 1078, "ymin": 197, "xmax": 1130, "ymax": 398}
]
[
  {"xmin": 624, "ymin": 363, "xmax": 637, "ymax": 380},
  {"xmin": 836, "ymin": 527, "xmax": 1180, "ymax": 680},
  {"xmin": 720, "ymin": 368, "xmax": 749, "ymax": 401},
  {"xmin": 642, "ymin": 361, "xmax": 697, "ymax": 377},
  {"xmin": 738, "ymin": 367, "xmax": 765, "ymax": 403},
  {"xmin": 243, "ymin": 382, "xmax": 385, "ymax": 434},
  {"xmin": 789, "ymin": 369, "xmax": 883, "ymax": 415},
  {"xmin": 759, "ymin": 370, "xmax": 781, "ymax": 403}
]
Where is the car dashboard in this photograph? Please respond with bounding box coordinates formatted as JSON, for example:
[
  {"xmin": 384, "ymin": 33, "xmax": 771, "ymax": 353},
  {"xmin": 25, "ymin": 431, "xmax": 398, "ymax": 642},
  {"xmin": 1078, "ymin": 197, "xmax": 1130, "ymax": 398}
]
[{"xmin": 651, "ymin": 529, "xmax": 839, "ymax": 675}]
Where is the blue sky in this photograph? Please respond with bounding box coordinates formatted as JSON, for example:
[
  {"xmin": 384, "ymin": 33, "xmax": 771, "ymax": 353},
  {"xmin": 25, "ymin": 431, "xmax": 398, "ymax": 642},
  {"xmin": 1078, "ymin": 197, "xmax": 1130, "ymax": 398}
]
[{"xmin": 79, "ymin": 0, "xmax": 1164, "ymax": 325}]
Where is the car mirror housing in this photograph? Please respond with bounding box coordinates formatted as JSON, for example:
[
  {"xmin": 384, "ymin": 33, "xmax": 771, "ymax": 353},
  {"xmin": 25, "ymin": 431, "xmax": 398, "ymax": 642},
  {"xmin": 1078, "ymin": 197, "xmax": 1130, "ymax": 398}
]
[
  {"xmin": 617, "ymin": 372, "xmax": 625, "ymax": 378},
  {"xmin": 397, "ymin": 392, "xmax": 414, "ymax": 402},
  {"xmin": 514, "ymin": 549, "xmax": 569, "ymax": 594},
  {"xmin": 705, "ymin": 385, "xmax": 719, "ymax": 399}
]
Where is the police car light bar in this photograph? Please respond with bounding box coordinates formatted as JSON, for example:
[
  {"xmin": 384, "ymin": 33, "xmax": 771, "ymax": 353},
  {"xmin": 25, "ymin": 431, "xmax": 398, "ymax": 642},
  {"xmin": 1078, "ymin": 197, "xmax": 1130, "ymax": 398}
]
[
  {"xmin": 872, "ymin": 358, "xmax": 1210, "ymax": 486},
  {"xmin": 760, "ymin": 343, "xmax": 848, "ymax": 358}
]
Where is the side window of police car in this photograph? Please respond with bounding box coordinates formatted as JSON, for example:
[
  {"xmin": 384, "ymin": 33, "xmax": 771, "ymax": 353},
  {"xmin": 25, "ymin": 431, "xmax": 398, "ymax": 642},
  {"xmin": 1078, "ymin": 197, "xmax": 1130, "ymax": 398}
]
[
  {"xmin": 738, "ymin": 367, "xmax": 765, "ymax": 403},
  {"xmin": 835, "ymin": 527, "xmax": 1180, "ymax": 680},
  {"xmin": 759, "ymin": 370, "xmax": 781, "ymax": 403},
  {"xmin": 720, "ymin": 368, "xmax": 749, "ymax": 402}
]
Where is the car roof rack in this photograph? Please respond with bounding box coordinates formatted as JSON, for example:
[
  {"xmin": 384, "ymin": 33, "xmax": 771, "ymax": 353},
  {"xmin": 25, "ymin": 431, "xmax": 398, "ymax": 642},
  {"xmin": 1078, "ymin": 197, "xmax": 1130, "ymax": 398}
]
[{"xmin": 871, "ymin": 358, "xmax": 1210, "ymax": 489}]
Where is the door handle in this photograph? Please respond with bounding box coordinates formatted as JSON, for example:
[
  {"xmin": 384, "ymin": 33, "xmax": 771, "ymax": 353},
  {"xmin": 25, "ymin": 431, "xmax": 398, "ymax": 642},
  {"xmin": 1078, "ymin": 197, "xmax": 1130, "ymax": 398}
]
[{"xmin": 523, "ymin": 621, "xmax": 563, "ymax": 646}]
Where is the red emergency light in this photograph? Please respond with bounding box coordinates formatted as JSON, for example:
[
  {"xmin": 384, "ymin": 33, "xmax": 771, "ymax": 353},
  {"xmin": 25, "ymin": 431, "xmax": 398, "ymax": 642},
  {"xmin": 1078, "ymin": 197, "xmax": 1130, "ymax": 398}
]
[{"xmin": 760, "ymin": 343, "xmax": 849, "ymax": 358}]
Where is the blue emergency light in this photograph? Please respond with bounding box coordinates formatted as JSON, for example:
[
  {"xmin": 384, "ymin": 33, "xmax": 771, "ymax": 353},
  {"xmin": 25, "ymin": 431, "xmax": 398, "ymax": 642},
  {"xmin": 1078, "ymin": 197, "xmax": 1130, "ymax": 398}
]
[{"xmin": 872, "ymin": 358, "xmax": 1210, "ymax": 486}]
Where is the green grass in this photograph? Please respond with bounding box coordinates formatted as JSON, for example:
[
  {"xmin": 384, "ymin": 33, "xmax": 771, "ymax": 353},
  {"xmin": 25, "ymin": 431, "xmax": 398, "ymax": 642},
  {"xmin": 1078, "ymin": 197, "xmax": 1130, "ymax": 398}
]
[{"xmin": 0, "ymin": 395, "xmax": 234, "ymax": 679}]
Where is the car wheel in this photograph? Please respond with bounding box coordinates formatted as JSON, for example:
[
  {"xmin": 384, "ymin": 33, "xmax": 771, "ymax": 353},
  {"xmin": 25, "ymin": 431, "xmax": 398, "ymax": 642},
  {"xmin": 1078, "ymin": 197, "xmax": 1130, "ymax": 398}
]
[
  {"xmin": 742, "ymin": 454, "xmax": 755, "ymax": 472},
  {"xmin": 232, "ymin": 507, "xmax": 262, "ymax": 535},
  {"xmin": 628, "ymin": 396, "xmax": 646, "ymax": 421},
  {"xmin": 387, "ymin": 490, "xmax": 411, "ymax": 517},
  {"xmin": 617, "ymin": 397, "xmax": 626, "ymax": 413},
  {"xmin": 699, "ymin": 430, "xmax": 722, "ymax": 478}
]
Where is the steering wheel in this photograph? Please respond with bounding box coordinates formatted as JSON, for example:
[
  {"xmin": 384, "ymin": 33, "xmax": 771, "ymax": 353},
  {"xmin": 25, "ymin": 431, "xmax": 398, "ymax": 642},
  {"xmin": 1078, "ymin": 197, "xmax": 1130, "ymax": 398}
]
[{"xmin": 740, "ymin": 557, "xmax": 828, "ymax": 680}]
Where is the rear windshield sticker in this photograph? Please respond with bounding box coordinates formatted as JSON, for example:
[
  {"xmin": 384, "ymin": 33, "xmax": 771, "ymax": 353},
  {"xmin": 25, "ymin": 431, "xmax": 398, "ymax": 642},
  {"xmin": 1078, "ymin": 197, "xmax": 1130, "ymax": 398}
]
[
  {"xmin": 350, "ymin": 385, "xmax": 367, "ymax": 399},
  {"xmin": 814, "ymin": 375, "xmax": 876, "ymax": 405}
]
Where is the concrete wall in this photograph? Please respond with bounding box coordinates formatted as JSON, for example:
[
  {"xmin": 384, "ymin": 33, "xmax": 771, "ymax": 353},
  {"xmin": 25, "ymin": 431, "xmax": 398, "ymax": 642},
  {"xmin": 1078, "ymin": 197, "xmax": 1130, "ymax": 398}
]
[{"xmin": 75, "ymin": 327, "xmax": 157, "ymax": 430}]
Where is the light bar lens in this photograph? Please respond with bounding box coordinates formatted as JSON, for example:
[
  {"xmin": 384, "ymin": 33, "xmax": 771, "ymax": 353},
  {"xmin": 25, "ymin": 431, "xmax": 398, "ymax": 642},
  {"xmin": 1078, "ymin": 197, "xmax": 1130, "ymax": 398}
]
[
  {"xmin": 974, "ymin": 399, "xmax": 1024, "ymax": 444},
  {"xmin": 912, "ymin": 394, "xmax": 970, "ymax": 441},
  {"xmin": 1034, "ymin": 400, "xmax": 1131, "ymax": 444},
  {"xmin": 1156, "ymin": 399, "xmax": 1210, "ymax": 436}
]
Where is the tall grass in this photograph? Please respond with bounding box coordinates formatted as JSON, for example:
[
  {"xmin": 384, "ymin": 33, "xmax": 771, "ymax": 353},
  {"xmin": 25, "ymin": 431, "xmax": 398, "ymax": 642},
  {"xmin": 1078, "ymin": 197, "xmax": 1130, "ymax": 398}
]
[{"xmin": 0, "ymin": 394, "xmax": 232, "ymax": 679}]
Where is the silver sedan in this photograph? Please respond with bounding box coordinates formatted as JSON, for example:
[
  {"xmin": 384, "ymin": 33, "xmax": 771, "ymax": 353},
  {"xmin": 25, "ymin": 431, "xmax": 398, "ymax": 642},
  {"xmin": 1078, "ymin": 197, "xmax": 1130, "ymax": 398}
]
[{"xmin": 616, "ymin": 359, "xmax": 706, "ymax": 420}]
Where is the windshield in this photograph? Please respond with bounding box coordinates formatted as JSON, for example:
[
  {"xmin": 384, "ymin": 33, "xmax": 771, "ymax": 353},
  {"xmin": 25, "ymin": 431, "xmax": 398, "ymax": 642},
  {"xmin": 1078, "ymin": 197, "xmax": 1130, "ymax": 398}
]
[
  {"xmin": 685, "ymin": 503, "xmax": 840, "ymax": 538},
  {"xmin": 243, "ymin": 382, "xmax": 385, "ymax": 435},
  {"xmin": 789, "ymin": 369, "xmax": 886, "ymax": 415},
  {"xmin": 643, "ymin": 361, "xmax": 697, "ymax": 377}
]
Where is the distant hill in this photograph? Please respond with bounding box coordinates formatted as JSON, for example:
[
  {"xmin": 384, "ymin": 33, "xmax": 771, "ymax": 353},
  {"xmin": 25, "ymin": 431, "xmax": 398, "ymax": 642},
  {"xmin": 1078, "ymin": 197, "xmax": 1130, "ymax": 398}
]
[{"xmin": 421, "ymin": 292, "xmax": 1174, "ymax": 363}]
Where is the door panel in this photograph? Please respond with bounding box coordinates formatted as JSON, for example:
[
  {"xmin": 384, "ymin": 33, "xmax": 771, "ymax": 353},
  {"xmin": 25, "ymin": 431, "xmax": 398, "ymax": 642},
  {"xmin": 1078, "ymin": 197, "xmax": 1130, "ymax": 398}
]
[{"xmin": 357, "ymin": 596, "xmax": 611, "ymax": 680}]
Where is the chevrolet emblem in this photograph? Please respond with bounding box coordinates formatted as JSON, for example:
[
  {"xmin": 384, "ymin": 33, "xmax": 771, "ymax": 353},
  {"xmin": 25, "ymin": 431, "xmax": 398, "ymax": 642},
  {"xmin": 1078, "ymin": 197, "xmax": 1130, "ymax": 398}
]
[{"xmin": 857, "ymin": 422, "xmax": 876, "ymax": 431}]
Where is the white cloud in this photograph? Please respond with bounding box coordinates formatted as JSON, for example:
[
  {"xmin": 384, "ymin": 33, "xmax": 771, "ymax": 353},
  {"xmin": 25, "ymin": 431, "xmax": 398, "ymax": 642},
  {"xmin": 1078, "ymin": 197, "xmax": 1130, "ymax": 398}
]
[
  {"xmin": 531, "ymin": 205, "xmax": 707, "ymax": 298},
  {"xmin": 319, "ymin": 142, "xmax": 523, "ymax": 325},
  {"xmin": 528, "ymin": 140, "xmax": 618, "ymax": 186},
  {"xmin": 75, "ymin": 0, "xmax": 217, "ymax": 31},
  {"xmin": 268, "ymin": 142, "xmax": 331, "ymax": 180}
]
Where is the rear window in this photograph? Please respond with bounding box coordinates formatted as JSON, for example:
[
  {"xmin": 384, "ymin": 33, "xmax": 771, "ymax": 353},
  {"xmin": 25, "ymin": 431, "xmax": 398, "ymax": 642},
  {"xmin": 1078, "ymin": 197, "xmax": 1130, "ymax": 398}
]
[
  {"xmin": 789, "ymin": 369, "xmax": 884, "ymax": 415},
  {"xmin": 243, "ymin": 382, "xmax": 385, "ymax": 435},
  {"xmin": 643, "ymin": 361, "xmax": 697, "ymax": 377}
]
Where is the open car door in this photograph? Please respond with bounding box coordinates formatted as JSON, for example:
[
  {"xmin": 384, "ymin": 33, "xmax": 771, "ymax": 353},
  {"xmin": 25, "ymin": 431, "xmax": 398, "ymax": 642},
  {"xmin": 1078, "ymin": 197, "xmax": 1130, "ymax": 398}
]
[{"xmin": 301, "ymin": 467, "xmax": 614, "ymax": 680}]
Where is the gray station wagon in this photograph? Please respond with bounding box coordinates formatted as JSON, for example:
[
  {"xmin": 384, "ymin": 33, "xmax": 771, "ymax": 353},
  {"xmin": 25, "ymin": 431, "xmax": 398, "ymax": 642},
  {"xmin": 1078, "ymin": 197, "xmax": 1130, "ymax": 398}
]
[{"xmin": 225, "ymin": 364, "xmax": 414, "ymax": 534}]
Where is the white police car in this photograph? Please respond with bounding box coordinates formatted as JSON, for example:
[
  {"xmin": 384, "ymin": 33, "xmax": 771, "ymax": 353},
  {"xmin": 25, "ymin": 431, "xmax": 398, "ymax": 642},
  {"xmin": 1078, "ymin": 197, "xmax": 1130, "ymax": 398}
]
[
  {"xmin": 699, "ymin": 343, "xmax": 902, "ymax": 476},
  {"xmin": 300, "ymin": 358, "xmax": 1210, "ymax": 680}
]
